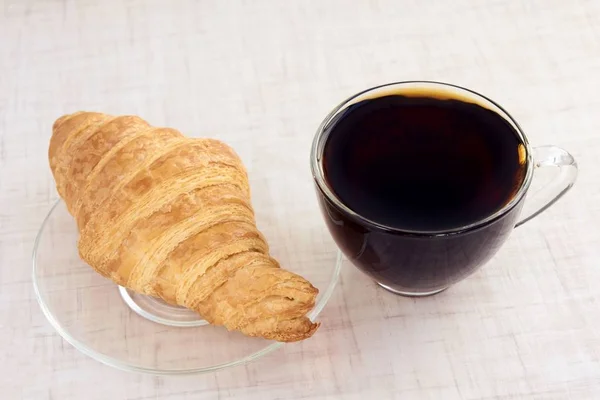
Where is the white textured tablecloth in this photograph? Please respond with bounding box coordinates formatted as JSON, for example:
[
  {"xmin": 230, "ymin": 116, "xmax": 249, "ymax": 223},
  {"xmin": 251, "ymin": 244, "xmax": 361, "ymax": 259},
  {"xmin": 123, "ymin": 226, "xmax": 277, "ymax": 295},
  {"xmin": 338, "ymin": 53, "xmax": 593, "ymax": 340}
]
[{"xmin": 2, "ymin": 0, "xmax": 600, "ymax": 399}]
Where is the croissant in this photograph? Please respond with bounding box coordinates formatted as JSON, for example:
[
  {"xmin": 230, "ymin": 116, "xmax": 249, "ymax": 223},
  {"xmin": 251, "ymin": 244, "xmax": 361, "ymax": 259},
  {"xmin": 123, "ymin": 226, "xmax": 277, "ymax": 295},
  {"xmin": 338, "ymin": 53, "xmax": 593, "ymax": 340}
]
[{"xmin": 48, "ymin": 112, "xmax": 319, "ymax": 342}]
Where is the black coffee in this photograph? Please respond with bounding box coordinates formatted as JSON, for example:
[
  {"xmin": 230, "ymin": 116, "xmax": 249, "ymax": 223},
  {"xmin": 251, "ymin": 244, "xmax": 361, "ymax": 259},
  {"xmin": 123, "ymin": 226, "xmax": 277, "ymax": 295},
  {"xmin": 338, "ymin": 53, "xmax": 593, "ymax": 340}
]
[{"xmin": 322, "ymin": 93, "xmax": 526, "ymax": 232}]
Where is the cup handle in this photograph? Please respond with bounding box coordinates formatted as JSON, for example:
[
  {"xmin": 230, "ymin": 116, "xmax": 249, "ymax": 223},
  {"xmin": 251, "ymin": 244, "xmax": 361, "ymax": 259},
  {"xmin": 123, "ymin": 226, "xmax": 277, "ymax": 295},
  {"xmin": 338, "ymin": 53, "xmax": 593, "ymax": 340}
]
[{"xmin": 515, "ymin": 145, "xmax": 578, "ymax": 227}]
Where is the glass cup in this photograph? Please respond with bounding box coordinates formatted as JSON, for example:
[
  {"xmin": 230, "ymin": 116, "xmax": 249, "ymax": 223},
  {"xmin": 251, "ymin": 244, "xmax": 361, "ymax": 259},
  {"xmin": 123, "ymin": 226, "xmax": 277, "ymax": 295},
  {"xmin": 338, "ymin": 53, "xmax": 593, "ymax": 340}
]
[{"xmin": 310, "ymin": 81, "xmax": 578, "ymax": 296}]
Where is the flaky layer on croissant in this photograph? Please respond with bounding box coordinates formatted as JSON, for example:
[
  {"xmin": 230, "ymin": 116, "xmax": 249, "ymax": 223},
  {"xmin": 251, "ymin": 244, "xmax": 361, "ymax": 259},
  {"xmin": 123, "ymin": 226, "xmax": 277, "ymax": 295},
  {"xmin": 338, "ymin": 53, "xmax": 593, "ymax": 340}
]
[{"xmin": 49, "ymin": 112, "xmax": 319, "ymax": 342}]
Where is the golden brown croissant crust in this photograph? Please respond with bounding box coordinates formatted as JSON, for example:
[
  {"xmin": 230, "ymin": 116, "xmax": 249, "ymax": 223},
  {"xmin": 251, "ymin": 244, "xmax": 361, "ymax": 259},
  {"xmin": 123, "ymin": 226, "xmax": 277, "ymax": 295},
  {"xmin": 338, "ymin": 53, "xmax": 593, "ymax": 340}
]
[{"xmin": 49, "ymin": 112, "xmax": 319, "ymax": 342}]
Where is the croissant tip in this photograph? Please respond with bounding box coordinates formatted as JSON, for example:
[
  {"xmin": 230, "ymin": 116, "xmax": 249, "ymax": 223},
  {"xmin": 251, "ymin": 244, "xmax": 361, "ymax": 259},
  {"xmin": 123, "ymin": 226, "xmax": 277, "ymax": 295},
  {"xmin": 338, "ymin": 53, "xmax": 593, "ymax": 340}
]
[
  {"xmin": 52, "ymin": 112, "xmax": 75, "ymax": 131},
  {"xmin": 52, "ymin": 111, "xmax": 98, "ymax": 132},
  {"xmin": 265, "ymin": 319, "xmax": 320, "ymax": 343}
]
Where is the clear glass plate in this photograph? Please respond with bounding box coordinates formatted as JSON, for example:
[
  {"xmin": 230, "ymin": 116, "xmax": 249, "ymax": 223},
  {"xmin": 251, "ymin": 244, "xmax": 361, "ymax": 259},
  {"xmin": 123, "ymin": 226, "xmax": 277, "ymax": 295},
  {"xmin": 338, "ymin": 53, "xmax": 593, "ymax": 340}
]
[{"xmin": 33, "ymin": 200, "xmax": 340, "ymax": 374}]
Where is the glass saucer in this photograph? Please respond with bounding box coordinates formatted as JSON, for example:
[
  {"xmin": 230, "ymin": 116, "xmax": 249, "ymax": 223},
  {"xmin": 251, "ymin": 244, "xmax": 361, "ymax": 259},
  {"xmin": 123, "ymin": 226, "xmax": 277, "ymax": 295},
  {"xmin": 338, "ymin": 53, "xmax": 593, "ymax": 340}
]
[{"xmin": 32, "ymin": 200, "xmax": 341, "ymax": 374}]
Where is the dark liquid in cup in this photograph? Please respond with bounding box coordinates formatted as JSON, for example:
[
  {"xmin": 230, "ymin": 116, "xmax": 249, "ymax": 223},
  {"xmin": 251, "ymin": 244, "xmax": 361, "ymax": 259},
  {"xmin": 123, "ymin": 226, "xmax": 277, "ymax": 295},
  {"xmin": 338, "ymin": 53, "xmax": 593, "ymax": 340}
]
[
  {"xmin": 323, "ymin": 94, "xmax": 526, "ymax": 232},
  {"xmin": 318, "ymin": 92, "xmax": 527, "ymax": 292}
]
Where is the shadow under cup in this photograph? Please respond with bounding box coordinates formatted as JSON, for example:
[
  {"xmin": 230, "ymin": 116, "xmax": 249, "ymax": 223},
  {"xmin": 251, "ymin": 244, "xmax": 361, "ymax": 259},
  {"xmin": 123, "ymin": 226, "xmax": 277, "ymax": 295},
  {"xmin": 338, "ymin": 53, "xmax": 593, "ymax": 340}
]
[{"xmin": 311, "ymin": 81, "xmax": 536, "ymax": 296}]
